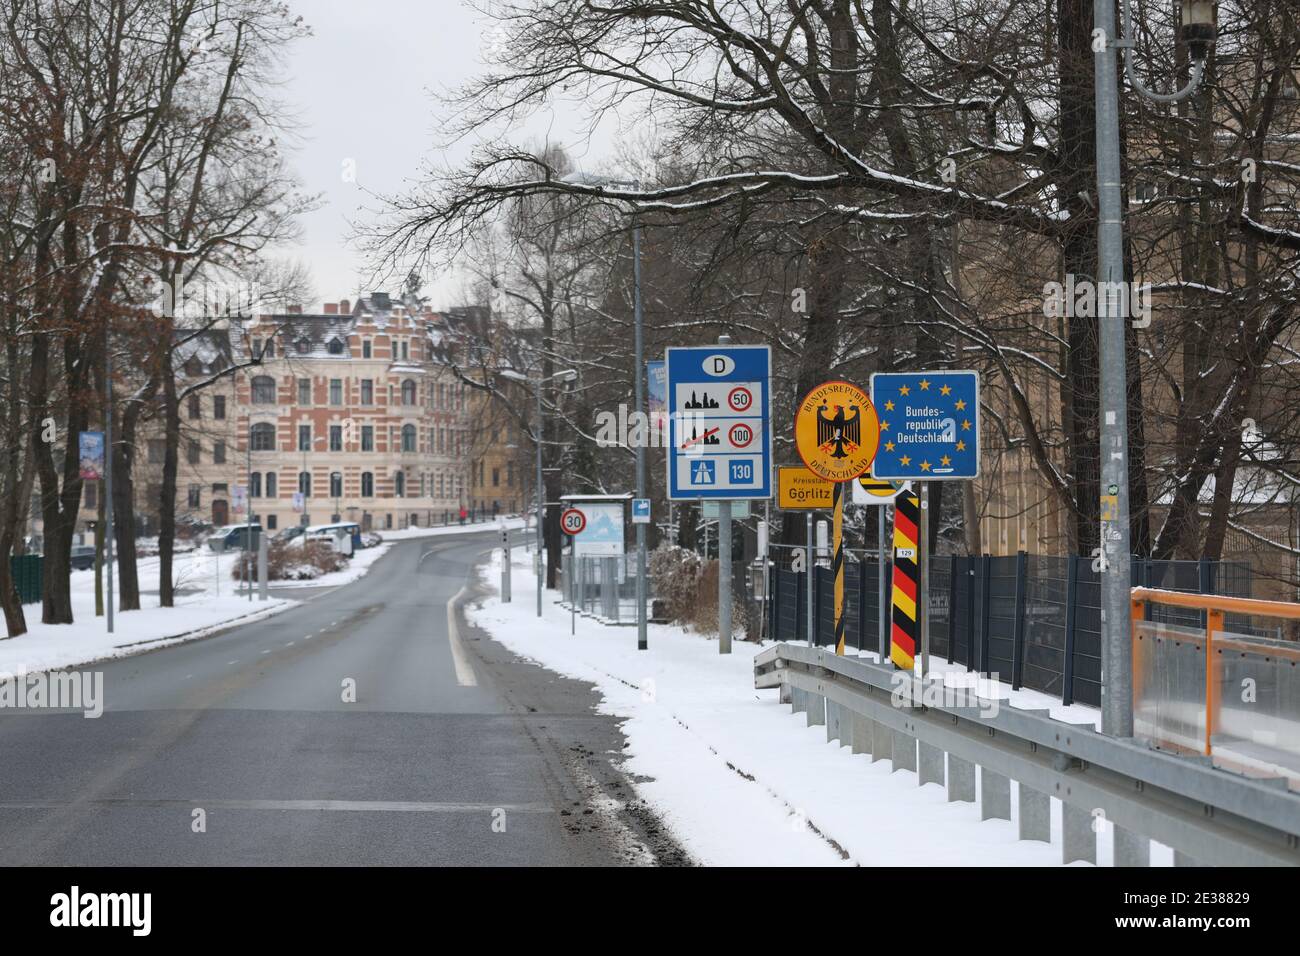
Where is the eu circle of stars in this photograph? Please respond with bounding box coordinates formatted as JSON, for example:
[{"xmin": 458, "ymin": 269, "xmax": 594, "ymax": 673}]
[{"xmin": 869, "ymin": 371, "xmax": 980, "ymax": 479}]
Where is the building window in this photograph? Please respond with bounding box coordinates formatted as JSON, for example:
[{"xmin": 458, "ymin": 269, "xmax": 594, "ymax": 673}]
[
  {"xmin": 327, "ymin": 337, "xmax": 345, "ymax": 355},
  {"xmin": 298, "ymin": 471, "xmax": 311, "ymax": 498},
  {"xmin": 401, "ymin": 379, "xmax": 416, "ymax": 405},
  {"xmin": 213, "ymin": 483, "xmax": 228, "ymax": 494},
  {"xmin": 252, "ymin": 336, "xmax": 262, "ymax": 358},
  {"xmin": 330, "ymin": 472, "xmax": 343, "ymax": 498},
  {"xmin": 298, "ymin": 378, "xmax": 311, "ymax": 404},
  {"xmin": 394, "ymin": 471, "xmax": 406, "ymax": 498},
  {"xmin": 266, "ymin": 514, "xmax": 278, "ymax": 530},
  {"xmin": 84, "ymin": 482, "xmax": 97, "ymax": 509},
  {"xmin": 437, "ymin": 428, "xmax": 445, "ymax": 454},
  {"xmin": 214, "ymin": 395, "xmax": 226, "ymax": 419},
  {"xmin": 187, "ymin": 395, "xmax": 201, "ymax": 419},
  {"xmin": 401, "ymin": 424, "xmax": 416, "ymax": 452},
  {"xmin": 251, "ymin": 375, "xmax": 276, "ymax": 404},
  {"xmin": 187, "ymin": 440, "xmax": 201, "ymax": 465},
  {"xmin": 148, "ymin": 440, "xmax": 165, "ymax": 464},
  {"xmin": 263, "ymin": 338, "xmax": 276, "ymax": 358},
  {"xmin": 507, "ymin": 462, "xmax": 514, "ymax": 487},
  {"xmin": 361, "ymin": 379, "xmax": 373, "ymax": 405},
  {"xmin": 361, "ymin": 472, "xmax": 374, "ymax": 497},
  {"xmin": 295, "ymin": 338, "xmax": 310, "ymax": 355},
  {"xmin": 250, "ymin": 472, "xmax": 262, "ymax": 497},
  {"xmin": 251, "ymin": 422, "xmax": 276, "ymax": 451},
  {"xmin": 329, "ymin": 379, "xmax": 342, "ymax": 405},
  {"xmin": 187, "ymin": 485, "xmax": 201, "ymax": 508},
  {"xmin": 298, "ymin": 425, "xmax": 311, "ymax": 452},
  {"xmin": 401, "ymin": 341, "xmax": 409, "ymax": 361},
  {"xmin": 492, "ymin": 467, "xmax": 500, "ymax": 487},
  {"xmin": 330, "ymin": 425, "xmax": 342, "ymax": 452},
  {"xmin": 266, "ymin": 472, "xmax": 277, "ymax": 498},
  {"xmin": 213, "ymin": 441, "xmax": 226, "ymax": 464},
  {"xmin": 361, "ymin": 425, "xmax": 374, "ymax": 452},
  {"xmin": 362, "ymin": 340, "xmax": 371, "ymax": 358}
]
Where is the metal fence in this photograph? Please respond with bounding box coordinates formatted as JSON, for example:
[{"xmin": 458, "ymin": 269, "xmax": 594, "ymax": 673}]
[
  {"xmin": 559, "ymin": 554, "xmax": 646, "ymax": 625},
  {"xmin": 769, "ymin": 554, "xmax": 1256, "ymax": 708},
  {"xmin": 9, "ymin": 554, "xmax": 41, "ymax": 604}
]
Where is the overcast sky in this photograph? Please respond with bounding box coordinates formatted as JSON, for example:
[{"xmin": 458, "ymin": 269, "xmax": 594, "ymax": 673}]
[{"xmin": 279, "ymin": 1, "xmax": 619, "ymax": 312}]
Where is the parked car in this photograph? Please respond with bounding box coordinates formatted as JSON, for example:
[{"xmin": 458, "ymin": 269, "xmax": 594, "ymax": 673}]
[
  {"xmin": 360, "ymin": 532, "xmax": 383, "ymax": 549},
  {"xmin": 301, "ymin": 522, "xmax": 362, "ymax": 550},
  {"xmin": 274, "ymin": 525, "xmax": 306, "ymax": 544},
  {"xmin": 207, "ymin": 523, "xmax": 262, "ymax": 552},
  {"xmin": 70, "ymin": 544, "xmax": 96, "ymax": 571}
]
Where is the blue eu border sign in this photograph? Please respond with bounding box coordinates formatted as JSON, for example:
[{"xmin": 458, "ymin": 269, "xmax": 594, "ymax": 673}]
[
  {"xmin": 666, "ymin": 345, "xmax": 772, "ymax": 500},
  {"xmin": 869, "ymin": 370, "xmax": 980, "ymax": 480}
]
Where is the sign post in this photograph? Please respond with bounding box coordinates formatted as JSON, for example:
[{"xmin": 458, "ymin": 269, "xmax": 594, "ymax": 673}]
[
  {"xmin": 853, "ymin": 476, "xmax": 911, "ymax": 661},
  {"xmin": 871, "ymin": 371, "xmax": 981, "ymax": 677},
  {"xmin": 666, "ymin": 341, "xmax": 772, "ymax": 654},
  {"xmin": 793, "ymin": 380, "xmax": 880, "ymax": 655}
]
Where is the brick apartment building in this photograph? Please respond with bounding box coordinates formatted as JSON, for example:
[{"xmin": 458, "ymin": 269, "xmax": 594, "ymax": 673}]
[{"xmin": 225, "ymin": 293, "xmax": 488, "ymax": 533}]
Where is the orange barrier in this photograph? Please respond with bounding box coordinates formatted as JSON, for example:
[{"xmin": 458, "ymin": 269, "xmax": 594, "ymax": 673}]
[{"xmin": 1132, "ymin": 587, "xmax": 1300, "ymax": 757}]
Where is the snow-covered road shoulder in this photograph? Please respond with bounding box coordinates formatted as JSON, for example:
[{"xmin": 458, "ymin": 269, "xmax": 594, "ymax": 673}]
[{"xmin": 468, "ymin": 550, "xmax": 1077, "ymax": 867}]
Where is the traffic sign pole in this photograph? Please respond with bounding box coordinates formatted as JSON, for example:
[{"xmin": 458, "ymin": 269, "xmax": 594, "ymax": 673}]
[
  {"xmin": 832, "ymin": 481, "xmax": 846, "ymax": 654},
  {"xmin": 878, "ymin": 512, "xmax": 888, "ymax": 661},
  {"xmin": 719, "ymin": 499, "xmax": 732, "ymax": 654},
  {"xmin": 919, "ymin": 482, "xmax": 929, "ymax": 679},
  {"xmin": 805, "ymin": 513, "xmax": 814, "ymax": 645}
]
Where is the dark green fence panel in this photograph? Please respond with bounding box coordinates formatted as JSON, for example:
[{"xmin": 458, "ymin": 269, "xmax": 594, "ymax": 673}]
[{"xmin": 9, "ymin": 554, "xmax": 42, "ymax": 604}]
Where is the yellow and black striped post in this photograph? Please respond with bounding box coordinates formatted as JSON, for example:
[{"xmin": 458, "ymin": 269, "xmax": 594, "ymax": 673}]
[
  {"xmin": 890, "ymin": 492, "xmax": 921, "ymax": 670},
  {"xmin": 833, "ymin": 480, "xmax": 846, "ymax": 654}
]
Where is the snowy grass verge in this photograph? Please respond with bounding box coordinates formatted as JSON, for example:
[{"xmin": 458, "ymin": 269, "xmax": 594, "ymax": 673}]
[{"xmin": 467, "ymin": 549, "xmax": 1128, "ymax": 866}]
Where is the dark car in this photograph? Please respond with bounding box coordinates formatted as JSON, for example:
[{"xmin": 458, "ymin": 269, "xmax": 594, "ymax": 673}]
[
  {"xmin": 70, "ymin": 544, "xmax": 96, "ymax": 571},
  {"xmin": 207, "ymin": 523, "xmax": 262, "ymax": 552}
]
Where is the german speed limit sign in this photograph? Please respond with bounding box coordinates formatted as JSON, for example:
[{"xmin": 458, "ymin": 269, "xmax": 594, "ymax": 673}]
[{"xmin": 560, "ymin": 508, "xmax": 587, "ymax": 536}]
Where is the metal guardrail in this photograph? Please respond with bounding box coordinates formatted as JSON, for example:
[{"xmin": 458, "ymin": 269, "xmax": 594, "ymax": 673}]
[{"xmin": 755, "ymin": 641, "xmax": 1300, "ymax": 866}]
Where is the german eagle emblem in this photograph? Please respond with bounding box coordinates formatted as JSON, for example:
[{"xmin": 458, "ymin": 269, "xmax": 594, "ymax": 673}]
[{"xmin": 817, "ymin": 402, "xmax": 860, "ymax": 459}]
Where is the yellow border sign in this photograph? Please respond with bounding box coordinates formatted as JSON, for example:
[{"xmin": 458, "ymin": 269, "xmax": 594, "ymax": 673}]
[
  {"xmin": 777, "ymin": 466, "xmax": 833, "ymax": 510},
  {"xmin": 794, "ymin": 380, "xmax": 880, "ymax": 482}
]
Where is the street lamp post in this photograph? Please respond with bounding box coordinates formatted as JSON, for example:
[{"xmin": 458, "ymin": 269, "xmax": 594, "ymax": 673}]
[
  {"xmin": 1093, "ymin": 0, "xmax": 1214, "ymax": 736},
  {"xmin": 560, "ymin": 171, "xmax": 647, "ymax": 649},
  {"xmin": 535, "ymin": 378, "xmax": 544, "ymax": 617}
]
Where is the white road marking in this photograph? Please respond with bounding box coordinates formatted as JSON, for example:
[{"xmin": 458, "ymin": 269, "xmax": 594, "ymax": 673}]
[
  {"xmin": 446, "ymin": 585, "xmax": 478, "ymax": 687},
  {"xmin": 261, "ymin": 649, "xmax": 271, "ymax": 655},
  {"xmin": 0, "ymin": 798, "xmax": 551, "ymax": 813},
  {"xmin": 285, "ymin": 641, "xmax": 295, "ymax": 647},
  {"xmin": 227, "ymin": 660, "xmax": 239, "ymax": 665}
]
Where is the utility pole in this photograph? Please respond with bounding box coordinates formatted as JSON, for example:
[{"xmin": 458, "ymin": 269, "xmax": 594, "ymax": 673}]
[
  {"xmin": 1093, "ymin": 0, "xmax": 1213, "ymax": 737},
  {"xmin": 535, "ymin": 376, "xmax": 544, "ymax": 618},
  {"xmin": 105, "ymin": 327, "xmax": 114, "ymax": 634},
  {"xmin": 633, "ymin": 211, "xmax": 648, "ymax": 651}
]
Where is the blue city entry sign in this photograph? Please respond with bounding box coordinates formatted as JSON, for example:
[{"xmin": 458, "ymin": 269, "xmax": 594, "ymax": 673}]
[
  {"xmin": 869, "ymin": 370, "xmax": 980, "ymax": 480},
  {"xmin": 665, "ymin": 344, "xmax": 772, "ymax": 500}
]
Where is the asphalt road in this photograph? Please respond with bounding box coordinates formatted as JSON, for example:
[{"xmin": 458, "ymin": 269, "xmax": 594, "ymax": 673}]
[{"xmin": 0, "ymin": 532, "xmax": 688, "ymax": 866}]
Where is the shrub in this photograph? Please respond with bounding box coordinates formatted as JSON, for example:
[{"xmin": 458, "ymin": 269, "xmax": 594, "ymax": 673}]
[
  {"xmin": 231, "ymin": 539, "xmax": 348, "ymax": 581},
  {"xmin": 648, "ymin": 545, "xmax": 703, "ymax": 624}
]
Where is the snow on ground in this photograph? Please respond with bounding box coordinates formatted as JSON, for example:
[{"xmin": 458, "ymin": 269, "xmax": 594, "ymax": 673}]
[
  {"xmin": 468, "ymin": 549, "xmax": 1104, "ymax": 867},
  {"xmin": 2, "ymin": 534, "xmax": 391, "ymax": 675}
]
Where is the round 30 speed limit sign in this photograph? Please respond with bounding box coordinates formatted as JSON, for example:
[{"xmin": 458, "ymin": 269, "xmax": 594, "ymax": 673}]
[{"xmin": 560, "ymin": 508, "xmax": 587, "ymax": 536}]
